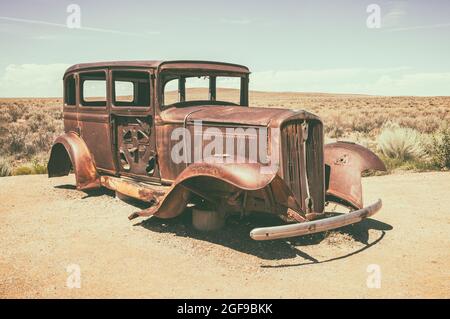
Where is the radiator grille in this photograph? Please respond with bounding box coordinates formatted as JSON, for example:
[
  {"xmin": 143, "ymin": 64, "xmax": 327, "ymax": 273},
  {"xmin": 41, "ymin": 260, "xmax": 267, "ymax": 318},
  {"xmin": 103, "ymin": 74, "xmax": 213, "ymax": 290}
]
[{"xmin": 281, "ymin": 120, "xmax": 324, "ymax": 213}]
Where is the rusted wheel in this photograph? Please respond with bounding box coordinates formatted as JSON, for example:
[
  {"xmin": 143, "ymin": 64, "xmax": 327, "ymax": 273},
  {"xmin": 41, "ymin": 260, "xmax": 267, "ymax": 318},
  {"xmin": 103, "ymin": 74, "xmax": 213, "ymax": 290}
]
[{"xmin": 192, "ymin": 208, "xmax": 225, "ymax": 232}]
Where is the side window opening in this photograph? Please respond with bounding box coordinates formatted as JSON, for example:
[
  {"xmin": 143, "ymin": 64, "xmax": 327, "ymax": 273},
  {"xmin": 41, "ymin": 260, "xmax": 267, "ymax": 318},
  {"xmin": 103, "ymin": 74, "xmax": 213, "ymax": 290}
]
[
  {"xmin": 113, "ymin": 71, "xmax": 150, "ymax": 107},
  {"xmin": 64, "ymin": 75, "xmax": 76, "ymax": 106},
  {"xmin": 162, "ymin": 77, "xmax": 179, "ymax": 106},
  {"xmin": 80, "ymin": 71, "xmax": 107, "ymax": 107}
]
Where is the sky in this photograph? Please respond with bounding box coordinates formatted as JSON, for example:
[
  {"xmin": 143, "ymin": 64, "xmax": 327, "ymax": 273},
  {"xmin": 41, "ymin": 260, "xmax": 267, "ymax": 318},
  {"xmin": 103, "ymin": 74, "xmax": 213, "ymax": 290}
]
[{"xmin": 0, "ymin": 0, "xmax": 449, "ymax": 97}]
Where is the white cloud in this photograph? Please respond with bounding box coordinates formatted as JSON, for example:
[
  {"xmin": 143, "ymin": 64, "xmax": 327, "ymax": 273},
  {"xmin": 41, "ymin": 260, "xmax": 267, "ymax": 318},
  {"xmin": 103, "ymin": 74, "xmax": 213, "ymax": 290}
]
[
  {"xmin": 383, "ymin": 22, "xmax": 450, "ymax": 32},
  {"xmin": 0, "ymin": 17, "xmax": 160, "ymax": 38},
  {"xmin": 382, "ymin": 1, "xmax": 408, "ymax": 28},
  {"xmin": 250, "ymin": 68, "xmax": 450, "ymax": 96},
  {"xmin": 220, "ymin": 18, "xmax": 252, "ymax": 25},
  {"xmin": 32, "ymin": 35, "xmax": 58, "ymax": 40},
  {"xmin": 0, "ymin": 64, "xmax": 69, "ymax": 97},
  {"xmin": 0, "ymin": 64, "xmax": 449, "ymax": 97}
]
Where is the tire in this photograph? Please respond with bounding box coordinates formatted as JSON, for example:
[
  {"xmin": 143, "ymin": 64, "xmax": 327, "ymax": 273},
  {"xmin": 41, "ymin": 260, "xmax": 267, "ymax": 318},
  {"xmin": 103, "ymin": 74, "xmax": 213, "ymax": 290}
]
[{"xmin": 192, "ymin": 208, "xmax": 225, "ymax": 232}]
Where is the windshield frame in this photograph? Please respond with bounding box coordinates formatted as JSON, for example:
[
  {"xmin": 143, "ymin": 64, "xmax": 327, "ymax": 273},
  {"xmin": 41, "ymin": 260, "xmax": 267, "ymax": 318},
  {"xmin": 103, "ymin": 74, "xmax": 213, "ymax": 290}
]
[{"xmin": 158, "ymin": 70, "xmax": 249, "ymax": 110}]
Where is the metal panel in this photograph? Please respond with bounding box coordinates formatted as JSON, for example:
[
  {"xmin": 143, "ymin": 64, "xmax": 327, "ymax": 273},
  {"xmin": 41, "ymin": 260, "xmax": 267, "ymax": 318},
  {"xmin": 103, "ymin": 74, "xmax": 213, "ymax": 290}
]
[
  {"xmin": 306, "ymin": 120, "xmax": 325, "ymax": 214},
  {"xmin": 281, "ymin": 120, "xmax": 325, "ymax": 214}
]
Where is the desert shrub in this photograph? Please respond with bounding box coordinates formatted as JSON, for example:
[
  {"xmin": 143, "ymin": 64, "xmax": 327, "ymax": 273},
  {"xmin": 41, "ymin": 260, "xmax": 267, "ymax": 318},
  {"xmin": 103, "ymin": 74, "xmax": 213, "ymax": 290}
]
[
  {"xmin": 4, "ymin": 122, "xmax": 29, "ymax": 154},
  {"xmin": 13, "ymin": 165, "xmax": 33, "ymax": 175},
  {"xmin": 9, "ymin": 159, "xmax": 48, "ymax": 176},
  {"xmin": 0, "ymin": 157, "xmax": 12, "ymax": 177},
  {"xmin": 429, "ymin": 125, "xmax": 450, "ymax": 169},
  {"xmin": 377, "ymin": 124, "xmax": 424, "ymax": 161},
  {"xmin": 0, "ymin": 101, "xmax": 63, "ymax": 160},
  {"xmin": 325, "ymin": 112, "xmax": 345, "ymax": 138},
  {"xmin": 0, "ymin": 111, "xmax": 12, "ymax": 124},
  {"xmin": 31, "ymin": 159, "xmax": 48, "ymax": 174},
  {"xmin": 378, "ymin": 154, "xmax": 439, "ymax": 173},
  {"xmin": 350, "ymin": 112, "xmax": 388, "ymax": 134},
  {"xmin": 7, "ymin": 103, "xmax": 28, "ymax": 122},
  {"xmin": 398, "ymin": 116, "xmax": 443, "ymax": 134},
  {"xmin": 23, "ymin": 131, "xmax": 57, "ymax": 157}
]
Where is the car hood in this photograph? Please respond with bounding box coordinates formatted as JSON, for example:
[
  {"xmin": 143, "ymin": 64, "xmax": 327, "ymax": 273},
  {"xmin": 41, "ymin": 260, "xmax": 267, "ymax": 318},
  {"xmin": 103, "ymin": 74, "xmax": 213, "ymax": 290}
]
[{"xmin": 158, "ymin": 105, "xmax": 320, "ymax": 128}]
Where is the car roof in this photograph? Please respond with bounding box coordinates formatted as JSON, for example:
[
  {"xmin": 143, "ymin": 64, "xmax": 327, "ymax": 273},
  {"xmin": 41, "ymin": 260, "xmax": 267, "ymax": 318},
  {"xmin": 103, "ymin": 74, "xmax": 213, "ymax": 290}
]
[{"xmin": 64, "ymin": 60, "xmax": 250, "ymax": 77}]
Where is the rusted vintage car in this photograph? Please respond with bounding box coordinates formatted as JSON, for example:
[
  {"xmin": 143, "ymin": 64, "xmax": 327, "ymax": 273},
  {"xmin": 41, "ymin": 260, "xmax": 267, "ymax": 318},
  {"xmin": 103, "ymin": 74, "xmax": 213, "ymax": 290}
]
[{"xmin": 48, "ymin": 60, "xmax": 386, "ymax": 240}]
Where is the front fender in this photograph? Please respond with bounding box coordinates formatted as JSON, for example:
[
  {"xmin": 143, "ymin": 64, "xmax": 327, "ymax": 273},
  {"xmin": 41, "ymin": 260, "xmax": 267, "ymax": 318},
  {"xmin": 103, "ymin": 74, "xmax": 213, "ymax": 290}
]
[
  {"xmin": 48, "ymin": 132, "xmax": 100, "ymax": 190},
  {"xmin": 324, "ymin": 141, "xmax": 386, "ymax": 209},
  {"xmin": 129, "ymin": 161, "xmax": 300, "ymax": 220}
]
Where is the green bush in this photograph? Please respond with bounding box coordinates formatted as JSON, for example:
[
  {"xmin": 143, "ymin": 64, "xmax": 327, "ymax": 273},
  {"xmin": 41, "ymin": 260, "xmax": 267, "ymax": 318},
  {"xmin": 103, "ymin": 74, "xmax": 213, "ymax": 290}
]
[
  {"xmin": 13, "ymin": 165, "xmax": 33, "ymax": 175},
  {"xmin": 378, "ymin": 154, "xmax": 439, "ymax": 172},
  {"xmin": 32, "ymin": 159, "xmax": 48, "ymax": 174},
  {"xmin": 12, "ymin": 159, "xmax": 48, "ymax": 176},
  {"xmin": 430, "ymin": 126, "xmax": 450, "ymax": 169}
]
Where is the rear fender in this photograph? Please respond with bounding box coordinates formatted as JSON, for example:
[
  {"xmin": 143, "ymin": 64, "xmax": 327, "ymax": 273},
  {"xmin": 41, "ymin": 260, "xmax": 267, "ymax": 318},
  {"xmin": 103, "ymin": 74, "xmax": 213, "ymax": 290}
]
[
  {"xmin": 324, "ymin": 141, "xmax": 386, "ymax": 210},
  {"xmin": 48, "ymin": 132, "xmax": 100, "ymax": 190}
]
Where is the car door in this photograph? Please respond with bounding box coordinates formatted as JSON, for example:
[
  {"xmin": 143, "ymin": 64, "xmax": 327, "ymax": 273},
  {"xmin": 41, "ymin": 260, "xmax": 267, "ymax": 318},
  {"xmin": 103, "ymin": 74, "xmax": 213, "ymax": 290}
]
[
  {"xmin": 78, "ymin": 69, "xmax": 116, "ymax": 174},
  {"xmin": 110, "ymin": 68, "xmax": 160, "ymax": 182}
]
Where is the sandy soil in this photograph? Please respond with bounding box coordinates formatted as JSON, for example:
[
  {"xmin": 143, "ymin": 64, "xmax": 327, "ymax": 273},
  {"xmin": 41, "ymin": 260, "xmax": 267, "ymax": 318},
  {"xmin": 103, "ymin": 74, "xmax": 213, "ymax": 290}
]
[{"xmin": 0, "ymin": 172, "xmax": 449, "ymax": 298}]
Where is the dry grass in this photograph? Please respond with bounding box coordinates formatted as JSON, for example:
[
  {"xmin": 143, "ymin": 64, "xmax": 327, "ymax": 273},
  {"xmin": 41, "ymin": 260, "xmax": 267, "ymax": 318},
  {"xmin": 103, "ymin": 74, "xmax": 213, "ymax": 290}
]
[
  {"xmin": 0, "ymin": 157, "xmax": 12, "ymax": 177},
  {"xmin": 377, "ymin": 124, "xmax": 424, "ymax": 161},
  {"xmin": 249, "ymin": 90, "xmax": 449, "ymax": 172},
  {"xmin": 248, "ymin": 91, "xmax": 450, "ymax": 136},
  {"xmin": 429, "ymin": 125, "xmax": 450, "ymax": 169},
  {"xmin": 0, "ymin": 98, "xmax": 63, "ymax": 172},
  {"xmin": 171, "ymin": 88, "xmax": 450, "ymax": 136},
  {"xmin": 1, "ymin": 90, "xmax": 449, "ymax": 174}
]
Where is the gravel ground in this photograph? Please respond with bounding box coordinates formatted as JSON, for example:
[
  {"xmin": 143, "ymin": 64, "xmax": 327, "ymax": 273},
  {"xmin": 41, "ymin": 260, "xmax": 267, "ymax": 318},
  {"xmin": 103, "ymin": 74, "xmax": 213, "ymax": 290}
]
[{"xmin": 0, "ymin": 172, "xmax": 449, "ymax": 298}]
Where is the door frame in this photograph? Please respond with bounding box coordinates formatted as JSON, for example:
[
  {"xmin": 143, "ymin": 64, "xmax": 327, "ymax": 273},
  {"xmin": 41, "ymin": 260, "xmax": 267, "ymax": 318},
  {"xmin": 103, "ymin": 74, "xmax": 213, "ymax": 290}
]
[
  {"xmin": 108, "ymin": 67, "xmax": 160, "ymax": 183},
  {"xmin": 77, "ymin": 68, "xmax": 117, "ymax": 175}
]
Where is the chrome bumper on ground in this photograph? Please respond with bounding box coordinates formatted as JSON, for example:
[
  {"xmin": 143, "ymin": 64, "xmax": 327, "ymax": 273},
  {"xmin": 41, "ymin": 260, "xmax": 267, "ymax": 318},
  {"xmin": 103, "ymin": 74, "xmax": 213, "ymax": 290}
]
[{"xmin": 250, "ymin": 199, "xmax": 382, "ymax": 241}]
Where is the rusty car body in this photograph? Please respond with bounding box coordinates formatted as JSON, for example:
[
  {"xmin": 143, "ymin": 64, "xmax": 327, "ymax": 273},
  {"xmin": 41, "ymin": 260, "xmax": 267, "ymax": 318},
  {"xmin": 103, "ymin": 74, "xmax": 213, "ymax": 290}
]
[{"xmin": 48, "ymin": 60, "xmax": 386, "ymax": 240}]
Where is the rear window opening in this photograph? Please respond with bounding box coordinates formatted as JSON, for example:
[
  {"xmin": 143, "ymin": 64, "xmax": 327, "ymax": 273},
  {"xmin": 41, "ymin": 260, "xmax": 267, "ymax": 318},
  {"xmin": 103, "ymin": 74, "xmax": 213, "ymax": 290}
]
[
  {"xmin": 64, "ymin": 75, "xmax": 76, "ymax": 106},
  {"xmin": 64, "ymin": 75, "xmax": 77, "ymax": 106},
  {"xmin": 80, "ymin": 71, "xmax": 107, "ymax": 107}
]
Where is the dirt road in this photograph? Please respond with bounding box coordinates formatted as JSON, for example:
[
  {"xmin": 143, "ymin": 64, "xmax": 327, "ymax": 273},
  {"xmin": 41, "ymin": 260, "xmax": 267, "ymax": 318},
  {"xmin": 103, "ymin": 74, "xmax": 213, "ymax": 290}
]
[{"xmin": 0, "ymin": 172, "xmax": 449, "ymax": 298}]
